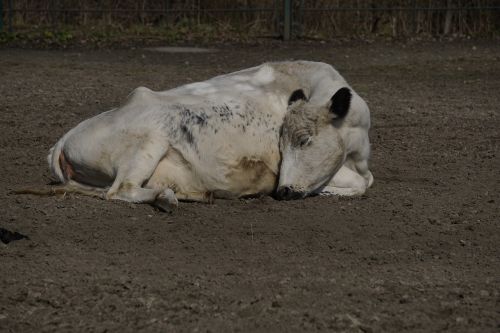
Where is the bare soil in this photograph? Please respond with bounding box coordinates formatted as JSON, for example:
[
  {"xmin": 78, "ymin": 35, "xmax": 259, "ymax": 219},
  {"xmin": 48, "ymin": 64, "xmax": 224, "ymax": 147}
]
[{"xmin": 0, "ymin": 41, "xmax": 499, "ymax": 332}]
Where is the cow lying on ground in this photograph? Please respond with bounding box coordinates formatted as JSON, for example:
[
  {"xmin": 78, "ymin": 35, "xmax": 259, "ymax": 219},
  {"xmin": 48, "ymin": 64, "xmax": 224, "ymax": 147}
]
[{"xmin": 36, "ymin": 61, "xmax": 372, "ymax": 210}]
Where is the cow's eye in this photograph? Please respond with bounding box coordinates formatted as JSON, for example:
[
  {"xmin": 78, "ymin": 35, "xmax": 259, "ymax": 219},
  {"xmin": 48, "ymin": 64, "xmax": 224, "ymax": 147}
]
[{"xmin": 299, "ymin": 137, "xmax": 312, "ymax": 147}]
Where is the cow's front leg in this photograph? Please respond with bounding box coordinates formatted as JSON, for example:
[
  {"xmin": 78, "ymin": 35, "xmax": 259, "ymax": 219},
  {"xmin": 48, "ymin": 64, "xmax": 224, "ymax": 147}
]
[
  {"xmin": 153, "ymin": 188, "xmax": 179, "ymax": 212},
  {"xmin": 105, "ymin": 140, "xmax": 179, "ymax": 211},
  {"xmin": 108, "ymin": 185, "xmax": 178, "ymax": 212},
  {"xmin": 320, "ymin": 165, "xmax": 369, "ymax": 196}
]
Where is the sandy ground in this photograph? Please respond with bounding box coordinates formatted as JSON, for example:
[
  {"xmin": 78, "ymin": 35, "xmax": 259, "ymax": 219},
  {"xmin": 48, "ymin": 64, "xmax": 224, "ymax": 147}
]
[{"xmin": 0, "ymin": 40, "xmax": 499, "ymax": 332}]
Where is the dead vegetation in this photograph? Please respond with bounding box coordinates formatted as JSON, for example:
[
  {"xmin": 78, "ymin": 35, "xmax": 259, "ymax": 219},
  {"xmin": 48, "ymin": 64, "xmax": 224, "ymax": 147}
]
[{"xmin": 1, "ymin": 0, "xmax": 498, "ymax": 44}]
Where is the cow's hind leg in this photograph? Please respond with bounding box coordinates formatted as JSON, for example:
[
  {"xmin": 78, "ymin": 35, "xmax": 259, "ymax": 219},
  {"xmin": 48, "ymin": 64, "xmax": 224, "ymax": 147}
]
[
  {"xmin": 105, "ymin": 141, "xmax": 178, "ymax": 211},
  {"xmin": 354, "ymin": 159, "xmax": 374, "ymax": 188}
]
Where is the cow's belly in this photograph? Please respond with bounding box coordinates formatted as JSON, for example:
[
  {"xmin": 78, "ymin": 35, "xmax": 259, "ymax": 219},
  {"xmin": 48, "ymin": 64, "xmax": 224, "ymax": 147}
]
[
  {"xmin": 145, "ymin": 147, "xmax": 202, "ymax": 194},
  {"xmin": 145, "ymin": 148, "xmax": 277, "ymax": 199}
]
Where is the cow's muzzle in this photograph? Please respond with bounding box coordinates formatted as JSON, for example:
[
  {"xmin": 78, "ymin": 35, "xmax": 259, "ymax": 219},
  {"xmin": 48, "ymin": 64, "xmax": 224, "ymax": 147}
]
[{"xmin": 275, "ymin": 186, "xmax": 303, "ymax": 201}]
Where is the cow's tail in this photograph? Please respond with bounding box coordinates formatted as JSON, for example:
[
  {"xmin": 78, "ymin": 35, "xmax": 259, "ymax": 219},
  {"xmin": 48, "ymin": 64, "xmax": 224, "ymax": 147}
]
[
  {"xmin": 12, "ymin": 182, "xmax": 107, "ymax": 199},
  {"xmin": 47, "ymin": 139, "xmax": 65, "ymax": 183}
]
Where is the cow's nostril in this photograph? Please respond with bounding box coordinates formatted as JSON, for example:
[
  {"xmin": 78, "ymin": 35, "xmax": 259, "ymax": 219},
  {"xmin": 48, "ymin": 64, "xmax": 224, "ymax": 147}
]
[
  {"xmin": 282, "ymin": 186, "xmax": 291, "ymax": 197},
  {"xmin": 277, "ymin": 186, "xmax": 293, "ymax": 200}
]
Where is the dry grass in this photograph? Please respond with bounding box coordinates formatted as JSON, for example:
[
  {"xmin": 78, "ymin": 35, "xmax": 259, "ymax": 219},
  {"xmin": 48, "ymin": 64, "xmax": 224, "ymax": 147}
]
[{"xmin": 2, "ymin": 0, "xmax": 499, "ymax": 42}]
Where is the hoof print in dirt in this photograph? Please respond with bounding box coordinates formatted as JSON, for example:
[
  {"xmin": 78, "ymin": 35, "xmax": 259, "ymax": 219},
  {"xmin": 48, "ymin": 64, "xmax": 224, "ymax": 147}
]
[{"xmin": 0, "ymin": 227, "xmax": 29, "ymax": 244}]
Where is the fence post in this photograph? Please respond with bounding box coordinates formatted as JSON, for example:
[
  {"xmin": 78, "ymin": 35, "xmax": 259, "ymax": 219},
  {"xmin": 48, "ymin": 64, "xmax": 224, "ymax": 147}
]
[
  {"xmin": 444, "ymin": 0, "xmax": 452, "ymax": 35},
  {"xmin": 283, "ymin": 0, "xmax": 292, "ymax": 40},
  {"xmin": 8, "ymin": 0, "xmax": 12, "ymax": 32},
  {"xmin": 0, "ymin": 0, "xmax": 3, "ymax": 31},
  {"xmin": 164, "ymin": 0, "xmax": 170, "ymax": 25}
]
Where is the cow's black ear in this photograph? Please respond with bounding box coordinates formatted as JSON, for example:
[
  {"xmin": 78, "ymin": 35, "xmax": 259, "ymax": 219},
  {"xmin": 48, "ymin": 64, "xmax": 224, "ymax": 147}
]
[
  {"xmin": 288, "ymin": 89, "xmax": 307, "ymax": 105},
  {"xmin": 330, "ymin": 87, "xmax": 351, "ymax": 119}
]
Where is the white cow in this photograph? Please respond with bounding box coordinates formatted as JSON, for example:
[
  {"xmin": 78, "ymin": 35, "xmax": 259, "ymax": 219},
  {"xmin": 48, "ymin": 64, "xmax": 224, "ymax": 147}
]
[{"xmin": 43, "ymin": 61, "xmax": 372, "ymax": 210}]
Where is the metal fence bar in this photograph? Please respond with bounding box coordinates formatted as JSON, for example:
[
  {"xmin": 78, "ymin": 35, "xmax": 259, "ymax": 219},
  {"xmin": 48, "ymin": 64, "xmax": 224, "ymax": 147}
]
[
  {"xmin": 301, "ymin": 6, "xmax": 500, "ymax": 12},
  {"xmin": 283, "ymin": 0, "xmax": 291, "ymax": 41},
  {"xmin": 6, "ymin": 8, "xmax": 276, "ymax": 13},
  {"xmin": 8, "ymin": 0, "xmax": 13, "ymax": 32},
  {"xmin": 6, "ymin": 6, "xmax": 499, "ymax": 13},
  {"xmin": 163, "ymin": 0, "xmax": 170, "ymax": 24},
  {"xmin": 0, "ymin": 0, "xmax": 3, "ymax": 31},
  {"xmin": 5, "ymin": 6, "xmax": 498, "ymax": 14}
]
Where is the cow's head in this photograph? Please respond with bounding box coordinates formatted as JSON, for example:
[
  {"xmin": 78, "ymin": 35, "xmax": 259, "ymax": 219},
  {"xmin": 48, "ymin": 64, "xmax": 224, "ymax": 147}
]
[{"xmin": 276, "ymin": 87, "xmax": 351, "ymax": 200}]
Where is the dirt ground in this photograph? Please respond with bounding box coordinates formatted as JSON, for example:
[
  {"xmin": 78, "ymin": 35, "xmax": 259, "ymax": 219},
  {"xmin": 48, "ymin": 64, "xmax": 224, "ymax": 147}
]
[{"xmin": 0, "ymin": 40, "xmax": 499, "ymax": 332}]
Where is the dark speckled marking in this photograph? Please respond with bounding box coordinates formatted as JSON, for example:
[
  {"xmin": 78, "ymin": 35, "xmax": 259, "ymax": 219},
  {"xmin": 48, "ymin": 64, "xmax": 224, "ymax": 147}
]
[
  {"xmin": 179, "ymin": 106, "xmax": 209, "ymax": 128},
  {"xmin": 180, "ymin": 125, "xmax": 194, "ymax": 144},
  {"xmin": 166, "ymin": 100, "xmax": 271, "ymax": 147},
  {"xmin": 212, "ymin": 104, "xmax": 234, "ymax": 123}
]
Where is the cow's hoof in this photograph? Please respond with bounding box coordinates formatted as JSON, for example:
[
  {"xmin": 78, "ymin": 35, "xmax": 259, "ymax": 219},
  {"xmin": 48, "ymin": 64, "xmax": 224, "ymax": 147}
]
[{"xmin": 154, "ymin": 189, "xmax": 178, "ymax": 213}]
